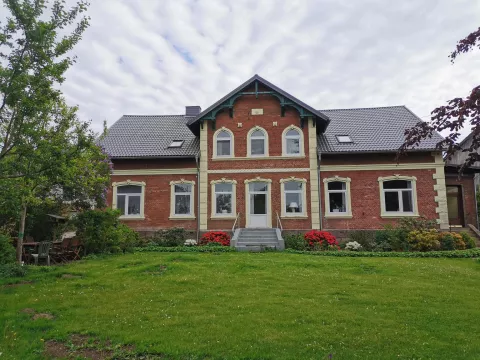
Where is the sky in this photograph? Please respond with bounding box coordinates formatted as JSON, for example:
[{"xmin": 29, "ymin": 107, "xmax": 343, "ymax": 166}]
[{"xmin": 4, "ymin": 0, "xmax": 480, "ymax": 138}]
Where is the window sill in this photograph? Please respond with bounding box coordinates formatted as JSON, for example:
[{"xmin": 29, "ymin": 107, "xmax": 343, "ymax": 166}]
[
  {"xmin": 211, "ymin": 155, "xmax": 305, "ymax": 161},
  {"xmin": 380, "ymin": 213, "xmax": 419, "ymax": 218},
  {"xmin": 210, "ymin": 215, "xmax": 237, "ymax": 220},
  {"xmin": 281, "ymin": 214, "xmax": 308, "ymax": 219},
  {"xmin": 119, "ymin": 216, "xmax": 145, "ymax": 221},
  {"xmin": 325, "ymin": 214, "xmax": 353, "ymax": 219},
  {"xmin": 169, "ymin": 216, "xmax": 196, "ymax": 220}
]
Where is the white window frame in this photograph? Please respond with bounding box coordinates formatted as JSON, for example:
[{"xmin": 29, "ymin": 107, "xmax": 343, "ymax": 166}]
[
  {"xmin": 323, "ymin": 176, "xmax": 352, "ymax": 218},
  {"xmin": 282, "ymin": 125, "xmax": 304, "ymax": 157},
  {"xmin": 112, "ymin": 180, "xmax": 146, "ymax": 220},
  {"xmin": 378, "ymin": 175, "xmax": 419, "ymax": 218},
  {"xmin": 213, "ymin": 127, "xmax": 234, "ymax": 159},
  {"xmin": 280, "ymin": 177, "xmax": 308, "ymax": 218},
  {"xmin": 168, "ymin": 140, "xmax": 184, "ymax": 148},
  {"xmin": 210, "ymin": 178, "xmax": 237, "ymax": 219},
  {"xmin": 169, "ymin": 179, "xmax": 196, "ymax": 220},
  {"xmin": 247, "ymin": 126, "xmax": 269, "ymax": 157}
]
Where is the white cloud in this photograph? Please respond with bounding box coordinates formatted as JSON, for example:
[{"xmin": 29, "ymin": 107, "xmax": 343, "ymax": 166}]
[{"xmin": 2, "ymin": 0, "xmax": 480, "ymax": 139}]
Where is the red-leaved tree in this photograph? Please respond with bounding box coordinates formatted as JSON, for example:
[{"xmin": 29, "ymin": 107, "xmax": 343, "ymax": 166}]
[{"xmin": 399, "ymin": 27, "xmax": 480, "ymax": 173}]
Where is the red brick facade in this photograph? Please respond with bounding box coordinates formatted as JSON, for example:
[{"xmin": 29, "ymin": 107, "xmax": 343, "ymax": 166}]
[
  {"xmin": 445, "ymin": 173, "xmax": 477, "ymax": 226},
  {"xmin": 107, "ymin": 91, "xmax": 475, "ymax": 234}
]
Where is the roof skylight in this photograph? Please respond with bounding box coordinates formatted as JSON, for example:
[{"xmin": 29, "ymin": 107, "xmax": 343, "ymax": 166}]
[
  {"xmin": 336, "ymin": 135, "xmax": 352, "ymax": 143},
  {"xmin": 168, "ymin": 140, "xmax": 184, "ymax": 148}
]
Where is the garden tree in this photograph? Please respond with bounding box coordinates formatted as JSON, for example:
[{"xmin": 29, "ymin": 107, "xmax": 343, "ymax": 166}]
[
  {"xmin": 0, "ymin": 101, "xmax": 111, "ymax": 262},
  {"xmin": 0, "ymin": 0, "xmax": 111, "ymax": 262},
  {"xmin": 399, "ymin": 27, "xmax": 480, "ymax": 172}
]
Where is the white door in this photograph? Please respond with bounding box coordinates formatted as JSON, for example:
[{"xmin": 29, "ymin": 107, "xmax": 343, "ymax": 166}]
[{"xmin": 248, "ymin": 182, "xmax": 268, "ymax": 228}]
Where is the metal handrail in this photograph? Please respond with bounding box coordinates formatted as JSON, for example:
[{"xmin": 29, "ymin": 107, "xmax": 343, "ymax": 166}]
[
  {"xmin": 276, "ymin": 212, "xmax": 283, "ymax": 231},
  {"xmin": 232, "ymin": 212, "xmax": 241, "ymax": 233}
]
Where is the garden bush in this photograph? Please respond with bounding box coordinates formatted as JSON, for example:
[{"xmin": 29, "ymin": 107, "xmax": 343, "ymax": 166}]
[
  {"xmin": 0, "ymin": 233, "xmax": 15, "ymax": 265},
  {"xmin": 304, "ymin": 230, "xmax": 338, "ymax": 251},
  {"xmin": 0, "ymin": 263, "xmax": 27, "ymax": 278},
  {"xmin": 397, "ymin": 217, "xmax": 437, "ymax": 232},
  {"xmin": 460, "ymin": 231, "xmax": 477, "ymax": 249},
  {"xmin": 149, "ymin": 228, "xmax": 187, "ymax": 247},
  {"xmin": 438, "ymin": 232, "xmax": 466, "ymax": 251},
  {"xmin": 348, "ymin": 230, "xmax": 376, "ymax": 251},
  {"xmin": 407, "ymin": 229, "xmax": 441, "ymax": 252},
  {"xmin": 199, "ymin": 231, "xmax": 230, "ymax": 246},
  {"xmin": 75, "ymin": 209, "xmax": 140, "ymax": 255},
  {"xmin": 284, "ymin": 234, "xmax": 307, "ymax": 250}
]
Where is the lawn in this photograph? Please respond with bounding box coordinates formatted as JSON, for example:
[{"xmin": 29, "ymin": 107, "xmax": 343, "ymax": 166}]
[{"xmin": 1, "ymin": 252, "xmax": 480, "ymax": 359}]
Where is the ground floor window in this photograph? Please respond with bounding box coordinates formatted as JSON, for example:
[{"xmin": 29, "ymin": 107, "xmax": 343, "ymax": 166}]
[
  {"xmin": 211, "ymin": 179, "xmax": 237, "ymax": 218},
  {"xmin": 170, "ymin": 180, "xmax": 195, "ymax": 219},
  {"xmin": 323, "ymin": 176, "xmax": 352, "ymax": 218},
  {"xmin": 378, "ymin": 176, "xmax": 418, "ymax": 217},
  {"xmin": 112, "ymin": 180, "xmax": 146, "ymax": 219},
  {"xmin": 280, "ymin": 177, "xmax": 307, "ymax": 217}
]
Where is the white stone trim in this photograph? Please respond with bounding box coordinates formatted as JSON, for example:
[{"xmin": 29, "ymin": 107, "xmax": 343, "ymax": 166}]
[
  {"xmin": 432, "ymin": 152, "xmax": 449, "ymax": 229},
  {"xmin": 199, "ymin": 124, "xmax": 208, "ymax": 229},
  {"xmin": 169, "ymin": 179, "xmax": 196, "ymax": 220},
  {"xmin": 323, "ymin": 175, "xmax": 352, "ymax": 219},
  {"xmin": 113, "ymin": 168, "xmax": 197, "ymax": 175},
  {"xmin": 210, "ymin": 178, "xmax": 237, "ymax": 219},
  {"xmin": 307, "ymin": 118, "xmax": 320, "ymax": 228},
  {"xmin": 112, "ymin": 180, "xmax": 146, "ymax": 220},
  {"xmin": 208, "ymin": 168, "xmax": 310, "ymax": 174},
  {"xmin": 321, "ymin": 163, "xmax": 443, "ymax": 171},
  {"xmin": 282, "ymin": 125, "xmax": 305, "ymax": 157},
  {"xmin": 244, "ymin": 177, "xmax": 272, "ymax": 228},
  {"xmin": 247, "ymin": 126, "xmax": 269, "ymax": 157},
  {"xmin": 378, "ymin": 175, "xmax": 419, "ymax": 218},
  {"xmin": 212, "ymin": 127, "xmax": 234, "ymax": 159},
  {"xmin": 280, "ymin": 177, "xmax": 308, "ymax": 218}
]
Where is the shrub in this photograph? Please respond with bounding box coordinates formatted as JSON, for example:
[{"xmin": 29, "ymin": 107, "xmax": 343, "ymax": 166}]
[
  {"xmin": 397, "ymin": 217, "xmax": 437, "ymax": 232},
  {"xmin": 407, "ymin": 229, "xmax": 441, "ymax": 252},
  {"xmin": 375, "ymin": 226, "xmax": 408, "ymax": 252},
  {"xmin": 284, "ymin": 234, "xmax": 307, "ymax": 250},
  {"xmin": 74, "ymin": 209, "xmax": 140, "ymax": 255},
  {"xmin": 460, "ymin": 231, "xmax": 477, "ymax": 249},
  {"xmin": 199, "ymin": 231, "xmax": 230, "ymax": 246},
  {"xmin": 304, "ymin": 230, "xmax": 338, "ymax": 251},
  {"xmin": 345, "ymin": 241, "xmax": 362, "ymax": 251},
  {"xmin": 0, "ymin": 233, "xmax": 15, "ymax": 265},
  {"xmin": 438, "ymin": 232, "xmax": 466, "ymax": 251},
  {"xmin": 149, "ymin": 228, "xmax": 187, "ymax": 247},
  {"xmin": 0, "ymin": 263, "xmax": 27, "ymax": 278},
  {"xmin": 348, "ymin": 231, "xmax": 375, "ymax": 251}
]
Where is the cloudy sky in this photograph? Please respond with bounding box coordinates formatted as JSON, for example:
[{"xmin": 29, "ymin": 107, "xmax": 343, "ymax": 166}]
[{"xmin": 8, "ymin": 1, "xmax": 480, "ymax": 138}]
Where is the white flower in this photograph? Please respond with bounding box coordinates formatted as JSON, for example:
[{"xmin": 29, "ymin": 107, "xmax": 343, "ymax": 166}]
[{"xmin": 345, "ymin": 241, "xmax": 362, "ymax": 251}]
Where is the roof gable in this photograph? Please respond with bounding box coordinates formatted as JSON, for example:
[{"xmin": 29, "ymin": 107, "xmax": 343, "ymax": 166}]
[{"xmin": 187, "ymin": 74, "xmax": 330, "ymax": 135}]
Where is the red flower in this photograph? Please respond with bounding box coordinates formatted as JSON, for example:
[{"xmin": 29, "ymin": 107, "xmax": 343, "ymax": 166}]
[
  {"xmin": 199, "ymin": 231, "xmax": 231, "ymax": 246},
  {"xmin": 304, "ymin": 230, "xmax": 338, "ymax": 251}
]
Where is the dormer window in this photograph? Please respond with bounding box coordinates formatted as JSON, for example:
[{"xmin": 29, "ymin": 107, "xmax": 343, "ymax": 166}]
[
  {"xmin": 168, "ymin": 140, "xmax": 184, "ymax": 148},
  {"xmin": 336, "ymin": 135, "xmax": 352, "ymax": 143}
]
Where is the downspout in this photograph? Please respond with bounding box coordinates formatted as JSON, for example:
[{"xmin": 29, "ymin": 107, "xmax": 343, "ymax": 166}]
[
  {"xmin": 318, "ymin": 152, "xmax": 323, "ymax": 230},
  {"xmin": 475, "ymin": 173, "xmax": 479, "ymax": 228},
  {"xmin": 195, "ymin": 151, "xmax": 200, "ymax": 243}
]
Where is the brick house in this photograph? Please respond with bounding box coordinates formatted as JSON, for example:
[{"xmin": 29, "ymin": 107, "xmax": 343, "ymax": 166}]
[{"xmin": 99, "ymin": 75, "xmax": 477, "ymax": 249}]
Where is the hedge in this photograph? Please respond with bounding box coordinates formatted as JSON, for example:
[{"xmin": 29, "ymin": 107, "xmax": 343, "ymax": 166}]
[
  {"xmin": 284, "ymin": 248, "xmax": 480, "ymax": 258},
  {"xmin": 134, "ymin": 246, "xmax": 236, "ymax": 253}
]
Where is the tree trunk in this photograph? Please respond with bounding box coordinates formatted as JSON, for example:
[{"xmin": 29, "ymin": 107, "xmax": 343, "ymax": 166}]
[{"xmin": 16, "ymin": 203, "xmax": 27, "ymax": 263}]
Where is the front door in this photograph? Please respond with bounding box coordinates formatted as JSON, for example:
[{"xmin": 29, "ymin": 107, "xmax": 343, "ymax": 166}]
[
  {"xmin": 248, "ymin": 182, "xmax": 268, "ymax": 228},
  {"xmin": 447, "ymin": 185, "xmax": 464, "ymax": 227}
]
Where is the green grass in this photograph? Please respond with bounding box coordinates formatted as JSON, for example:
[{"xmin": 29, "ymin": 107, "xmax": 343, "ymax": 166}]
[{"xmin": 1, "ymin": 252, "xmax": 480, "ymax": 359}]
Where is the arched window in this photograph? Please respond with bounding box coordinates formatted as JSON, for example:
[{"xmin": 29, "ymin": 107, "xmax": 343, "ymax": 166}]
[
  {"xmin": 112, "ymin": 181, "xmax": 146, "ymax": 219},
  {"xmin": 214, "ymin": 128, "xmax": 233, "ymax": 158},
  {"xmin": 378, "ymin": 176, "xmax": 418, "ymax": 217},
  {"xmin": 248, "ymin": 127, "xmax": 268, "ymax": 157},
  {"xmin": 282, "ymin": 126, "xmax": 303, "ymax": 156}
]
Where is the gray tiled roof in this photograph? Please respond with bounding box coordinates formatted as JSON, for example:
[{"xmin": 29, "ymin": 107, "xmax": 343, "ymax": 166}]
[
  {"xmin": 98, "ymin": 115, "xmax": 199, "ymax": 159},
  {"xmin": 317, "ymin": 106, "xmax": 443, "ymax": 154}
]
